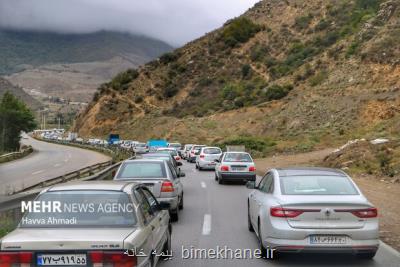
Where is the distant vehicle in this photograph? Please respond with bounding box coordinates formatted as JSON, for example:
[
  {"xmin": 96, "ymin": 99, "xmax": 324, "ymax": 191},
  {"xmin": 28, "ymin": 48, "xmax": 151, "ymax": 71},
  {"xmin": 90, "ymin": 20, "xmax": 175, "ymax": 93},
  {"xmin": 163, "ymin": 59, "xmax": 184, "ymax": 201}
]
[
  {"xmin": 108, "ymin": 133, "xmax": 120, "ymax": 145},
  {"xmin": 246, "ymin": 167, "xmax": 379, "ymax": 259},
  {"xmin": 139, "ymin": 153, "xmax": 182, "ymax": 175},
  {"xmin": 187, "ymin": 145, "xmax": 206, "ymax": 163},
  {"xmin": 214, "ymin": 152, "xmax": 256, "ymax": 184},
  {"xmin": 196, "ymin": 147, "xmax": 222, "ymax": 170},
  {"xmin": 134, "ymin": 142, "xmax": 149, "ymax": 154},
  {"xmin": 75, "ymin": 137, "xmax": 84, "ymax": 143},
  {"xmin": 168, "ymin": 142, "xmax": 182, "ymax": 150},
  {"xmin": 0, "ymin": 181, "xmax": 172, "ymax": 267},
  {"xmin": 182, "ymin": 144, "xmax": 194, "ymax": 160},
  {"xmin": 157, "ymin": 147, "xmax": 181, "ymax": 161},
  {"xmin": 147, "ymin": 139, "xmax": 168, "ymax": 152},
  {"xmin": 114, "ymin": 159, "xmax": 185, "ymax": 221}
]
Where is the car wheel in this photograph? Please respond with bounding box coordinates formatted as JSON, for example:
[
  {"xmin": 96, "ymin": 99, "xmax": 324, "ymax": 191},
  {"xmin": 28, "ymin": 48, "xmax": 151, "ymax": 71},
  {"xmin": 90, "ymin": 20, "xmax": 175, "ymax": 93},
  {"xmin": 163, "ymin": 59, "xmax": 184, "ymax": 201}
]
[
  {"xmin": 161, "ymin": 229, "xmax": 172, "ymax": 260},
  {"xmin": 215, "ymin": 173, "xmax": 218, "ymax": 181},
  {"xmin": 195, "ymin": 164, "xmax": 198, "ymax": 169},
  {"xmin": 179, "ymin": 194, "xmax": 184, "ymax": 210},
  {"xmin": 170, "ymin": 208, "xmax": 179, "ymax": 222},
  {"xmin": 248, "ymin": 204, "xmax": 254, "ymax": 232},
  {"xmin": 258, "ymin": 221, "xmax": 268, "ymax": 259},
  {"xmin": 198, "ymin": 165, "xmax": 203, "ymax": 171},
  {"xmin": 218, "ymin": 176, "xmax": 224, "ymax": 185},
  {"xmin": 356, "ymin": 251, "xmax": 376, "ymax": 259}
]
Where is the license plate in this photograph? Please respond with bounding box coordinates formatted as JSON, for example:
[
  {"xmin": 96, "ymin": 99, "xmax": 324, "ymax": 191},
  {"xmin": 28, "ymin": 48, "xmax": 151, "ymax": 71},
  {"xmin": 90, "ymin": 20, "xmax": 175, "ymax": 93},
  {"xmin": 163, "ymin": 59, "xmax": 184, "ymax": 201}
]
[
  {"xmin": 231, "ymin": 167, "xmax": 245, "ymax": 171},
  {"xmin": 310, "ymin": 235, "xmax": 347, "ymax": 244},
  {"xmin": 37, "ymin": 254, "xmax": 87, "ymax": 266}
]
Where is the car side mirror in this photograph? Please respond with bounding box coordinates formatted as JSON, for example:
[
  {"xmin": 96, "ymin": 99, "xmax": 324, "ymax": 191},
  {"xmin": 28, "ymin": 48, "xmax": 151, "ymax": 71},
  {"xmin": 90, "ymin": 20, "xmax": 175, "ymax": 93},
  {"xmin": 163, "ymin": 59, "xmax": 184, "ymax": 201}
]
[
  {"xmin": 179, "ymin": 172, "xmax": 186, "ymax": 178},
  {"xmin": 177, "ymin": 162, "xmax": 183, "ymax": 166},
  {"xmin": 158, "ymin": 202, "xmax": 170, "ymax": 210},
  {"xmin": 214, "ymin": 159, "xmax": 220, "ymax": 163},
  {"xmin": 246, "ymin": 181, "xmax": 256, "ymax": 189}
]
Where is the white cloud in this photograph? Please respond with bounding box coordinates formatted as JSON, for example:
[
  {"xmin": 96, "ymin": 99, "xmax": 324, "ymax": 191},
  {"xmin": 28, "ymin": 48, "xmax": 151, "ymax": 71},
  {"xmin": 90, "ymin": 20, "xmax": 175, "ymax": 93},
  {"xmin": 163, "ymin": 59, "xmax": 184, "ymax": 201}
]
[{"xmin": 0, "ymin": 0, "xmax": 260, "ymax": 45}]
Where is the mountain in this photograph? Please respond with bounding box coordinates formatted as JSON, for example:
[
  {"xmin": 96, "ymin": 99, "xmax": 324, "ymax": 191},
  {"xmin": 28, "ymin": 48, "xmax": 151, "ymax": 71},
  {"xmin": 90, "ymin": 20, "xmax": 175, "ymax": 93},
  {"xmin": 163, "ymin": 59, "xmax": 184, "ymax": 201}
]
[
  {"xmin": 74, "ymin": 0, "xmax": 400, "ymax": 156},
  {"xmin": 0, "ymin": 78, "xmax": 41, "ymax": 110},
  {"xmin": 0, "ymin": 30, "xmax": 173, "ymax": 75}
]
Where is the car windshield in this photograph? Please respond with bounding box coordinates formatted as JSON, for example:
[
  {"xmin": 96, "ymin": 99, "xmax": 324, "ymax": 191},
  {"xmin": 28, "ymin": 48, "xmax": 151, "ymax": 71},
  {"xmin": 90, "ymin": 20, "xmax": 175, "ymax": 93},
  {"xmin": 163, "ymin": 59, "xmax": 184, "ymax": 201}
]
[
  {"xmin": 20, "ymin": 191, "xmax": 137, "ymax": 228},
  {"xmin": 204, "ymin": 148, "xmax": 221, "ymax": 154},
  {"xmin": 224, "ymin": 153, "xmax": 252, "ymax": 162},
  {"xmin": 170, "ymin": 143, "xmax": 181, "ymax": 148},
  {"xmin": 116, "ymin": 162, "xmax": 166, "ymax": 178},
  {"xmin": 280, "ymin": 175, "xmax": 359, "ymax": 195}
]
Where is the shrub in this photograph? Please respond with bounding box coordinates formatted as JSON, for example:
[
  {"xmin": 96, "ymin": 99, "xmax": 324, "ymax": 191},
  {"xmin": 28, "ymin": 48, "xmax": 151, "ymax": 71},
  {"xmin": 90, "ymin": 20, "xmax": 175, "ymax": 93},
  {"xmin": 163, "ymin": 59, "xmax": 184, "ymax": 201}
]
[
  {"xmin": 214, "ymin": 136, "xmax": 276, "ymax": 157},
  {"xmin": 309, "ymin": 71, "xmax": 328, "ymax": 86},
  {"xmin": 110, "ymin": 69, "xmax": 139, "ymax": 90},
  {"xmin": 134, "ymin": 95, "xmax": 144, "ymax": 103},
  {"xmin": 221, "ymin": 17, "xmax": 262, "ymax": 47},
  {"xmin": 163, "ymin": 85, "xmax": 179, "ymax": 98},
  {"xmin": 265, "ymin": 84, "xmax": 293, "ymax": 101},
  {"xmin": 294, "ymin": 14, "xmax": 313, "ymax": 30},
  {"xmin": 241, "ymin": 64, "xmax": 252, "ymax": 79},
  {"xmin": 159, "ymin": 52, "xmax": 178, "ymax": 64},
  {"xmin": 315, "ymin": 19, "xmax": 330, "ymax": 31}
]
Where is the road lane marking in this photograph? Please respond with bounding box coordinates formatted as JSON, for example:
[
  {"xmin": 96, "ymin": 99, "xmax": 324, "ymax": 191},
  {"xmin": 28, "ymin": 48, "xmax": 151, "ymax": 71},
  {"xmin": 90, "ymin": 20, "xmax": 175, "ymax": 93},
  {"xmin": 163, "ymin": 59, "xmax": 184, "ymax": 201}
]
[
  {"xmin": 202, "ymin": 214, "xmax": 212, "ymax": 235},
  {"xmin": 32, "ymin": 170, "xmax": 44, "ymax": 175},
  {"xmin": 201, "ymin": 182, "xmax": 206, "ymax": 188},
  {"xmin": 54, "ymin": 163, "xmax": 61, "ymax": 167}
]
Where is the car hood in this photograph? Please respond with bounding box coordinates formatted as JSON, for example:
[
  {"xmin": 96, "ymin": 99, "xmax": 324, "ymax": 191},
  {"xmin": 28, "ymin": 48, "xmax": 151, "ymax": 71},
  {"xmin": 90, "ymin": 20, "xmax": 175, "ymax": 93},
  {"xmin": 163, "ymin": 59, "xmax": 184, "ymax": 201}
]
[{"xmin": 1, "ymin": 228, "xmax": 136, "ymax": 250}]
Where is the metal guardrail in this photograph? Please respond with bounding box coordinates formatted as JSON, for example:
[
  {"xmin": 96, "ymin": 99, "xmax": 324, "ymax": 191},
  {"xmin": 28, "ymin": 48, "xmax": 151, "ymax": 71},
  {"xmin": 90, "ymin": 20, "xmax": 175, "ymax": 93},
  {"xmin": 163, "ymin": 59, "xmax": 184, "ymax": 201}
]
[
  {"xmin": 0, "ymin": 161, "xmax": 123, "ymax": 213},
  {"xmin": 0, "ymin": 147, "xmax": 33, "ymax": 163}
]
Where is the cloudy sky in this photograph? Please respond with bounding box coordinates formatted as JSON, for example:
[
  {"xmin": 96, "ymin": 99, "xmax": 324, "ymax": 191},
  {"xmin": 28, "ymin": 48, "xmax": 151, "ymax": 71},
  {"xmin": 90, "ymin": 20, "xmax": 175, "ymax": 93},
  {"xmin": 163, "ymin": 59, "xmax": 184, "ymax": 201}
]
[{"xmin": 0, "ymin": 0, "xmax": 260, "ymax": 46}]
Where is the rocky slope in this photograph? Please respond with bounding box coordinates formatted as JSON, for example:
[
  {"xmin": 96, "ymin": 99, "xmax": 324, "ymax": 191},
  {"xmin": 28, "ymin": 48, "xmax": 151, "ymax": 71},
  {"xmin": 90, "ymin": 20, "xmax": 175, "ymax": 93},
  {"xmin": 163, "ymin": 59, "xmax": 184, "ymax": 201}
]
[
  {"xmin": 0, "ymin": 78, "xmax": 41, "ymax": 110},
  {"xmin": 74, "ymin": 0, "xmax": 400, "ymax": 154}
]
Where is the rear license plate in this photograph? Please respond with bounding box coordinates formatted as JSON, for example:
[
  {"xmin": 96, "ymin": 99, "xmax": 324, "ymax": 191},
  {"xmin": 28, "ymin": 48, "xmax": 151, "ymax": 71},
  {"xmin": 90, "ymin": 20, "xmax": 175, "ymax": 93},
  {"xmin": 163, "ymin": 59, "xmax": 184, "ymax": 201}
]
[
  {"xmin": 309, "ymin": 235, "xmax": 347, "ymax": 244},
  {"xmin": 37, "ymin": 254, "xmax": 87, "ymax": 266},
  {"xmin": 231, "ymin": 167, "xmax": 245, "ymax": 171}
]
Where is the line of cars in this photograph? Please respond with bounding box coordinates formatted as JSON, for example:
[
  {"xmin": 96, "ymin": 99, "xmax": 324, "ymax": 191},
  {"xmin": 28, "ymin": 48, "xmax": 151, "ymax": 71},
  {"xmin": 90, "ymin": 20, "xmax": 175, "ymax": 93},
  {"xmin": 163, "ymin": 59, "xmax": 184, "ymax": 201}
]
[
  {"xmin": 182, "ymin": 144, "xmax": 379, "ymax": 259},
  {"xmin": 0, "ymin": 145, "xmax": 187, "ymax": 266}
]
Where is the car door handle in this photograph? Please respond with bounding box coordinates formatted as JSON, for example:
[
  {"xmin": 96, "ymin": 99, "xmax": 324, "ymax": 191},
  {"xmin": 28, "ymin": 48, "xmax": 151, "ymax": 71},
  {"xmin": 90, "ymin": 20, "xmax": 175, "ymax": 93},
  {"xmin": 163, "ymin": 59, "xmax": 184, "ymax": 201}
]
[
  {"xmin": 151, "ymin": 225, "xmax": 155, "ymax": 230},
  {"xmin": 159, "ymin": 217, "xmax": 163, "ymax": 222}
]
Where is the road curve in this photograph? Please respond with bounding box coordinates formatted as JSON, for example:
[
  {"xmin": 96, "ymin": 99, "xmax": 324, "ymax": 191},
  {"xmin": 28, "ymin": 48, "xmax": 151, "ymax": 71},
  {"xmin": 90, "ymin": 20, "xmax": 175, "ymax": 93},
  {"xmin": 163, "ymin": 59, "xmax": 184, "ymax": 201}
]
[
  {"xmin": 0, "ymin": 136, "xmax": 110, "ymax": 195},
  {"xmin": 159, "ymin": 162, "xmax": 400, "ymax": 267}
]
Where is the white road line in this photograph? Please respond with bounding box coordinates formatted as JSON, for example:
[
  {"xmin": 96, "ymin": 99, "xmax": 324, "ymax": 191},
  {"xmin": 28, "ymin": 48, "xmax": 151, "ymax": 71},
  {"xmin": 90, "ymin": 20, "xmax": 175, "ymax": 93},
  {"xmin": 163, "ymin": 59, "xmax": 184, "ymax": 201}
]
[
  {"xmin": 54, "ymin": 163, "xmax": 61, "ymax": 167},
  {"xmin": 201, "ymin": 182, "xmax": 206, "ymax": 188},
  {"xmin": 32, "ymin": 170, "xmax": 44, "ymax": 175},
  {"xmin": 202, "ymin": 214, "xmax": 212, "ymax": 235}
]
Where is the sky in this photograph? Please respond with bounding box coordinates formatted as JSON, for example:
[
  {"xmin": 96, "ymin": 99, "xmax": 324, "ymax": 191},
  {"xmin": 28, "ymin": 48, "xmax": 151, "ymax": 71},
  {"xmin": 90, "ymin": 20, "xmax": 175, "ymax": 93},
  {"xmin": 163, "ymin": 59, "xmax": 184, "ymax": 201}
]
[{"xmin": 0, "ymin": 0, "xmax": 260, "ymax": 46}]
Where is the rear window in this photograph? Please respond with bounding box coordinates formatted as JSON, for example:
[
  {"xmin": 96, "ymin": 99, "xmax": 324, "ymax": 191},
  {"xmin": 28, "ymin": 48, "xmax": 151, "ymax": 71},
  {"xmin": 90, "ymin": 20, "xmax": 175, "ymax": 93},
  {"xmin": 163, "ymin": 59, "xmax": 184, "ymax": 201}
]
[
  {"xmin": 224, "ymin": 153, "xmax": 252, "ymax": 162},
  {"xmin": 116, "ymin": 162, "xmax": 166, "ymax": 178},
  {"xmin": 158, "ymin": 150, "xmax": 177, "ymax": 156},
  {"xmin": 204, "ymin": 148, "xmax": 221, "ymax": 154},
  {"xmin": 20, "ymin": 191, "xmax": 137, "ymax": 228},
  {"xmin": 137, "ymin": 143, "xmax": 146, "ymax": 147},
  {"xmin": 280, "ymin": 176, "xmax": 359, "ymax": 195}
]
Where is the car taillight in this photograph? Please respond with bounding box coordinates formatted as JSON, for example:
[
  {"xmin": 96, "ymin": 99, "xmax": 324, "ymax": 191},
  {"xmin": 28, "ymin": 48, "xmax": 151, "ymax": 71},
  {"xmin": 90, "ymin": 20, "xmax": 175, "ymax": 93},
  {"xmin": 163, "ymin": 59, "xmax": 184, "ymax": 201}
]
[
  {"xmin": 200, "ymin": 154, "xmax": 205, "ymax": 159},
  {"xmin": 270, "ymin": 207, "xmax": 304, "ymax": 218},
  {"xmin": 90, "ymin": 251, "xmax": 137, "ymax": 267},
  {"xmin": 0, "ymin": 252, "xmax": 33, "ymax": 266},
  {"xmin": 249, "ymin": 166, "xmax": 256, "ymax": 172},
  {"xmin": 221, "ymin": 165, "xmax": 229, "ymax": 171},
  {"xmin": 175, "ymin": 156, "xmax": 181, "ymax": 160},
  {"xmin": 335, "ymin": 207, "xmax": 378, "ymax": 218},
  {"xmin": 161, "ymin": 181, "xmax": 174, "ymax": 192}
]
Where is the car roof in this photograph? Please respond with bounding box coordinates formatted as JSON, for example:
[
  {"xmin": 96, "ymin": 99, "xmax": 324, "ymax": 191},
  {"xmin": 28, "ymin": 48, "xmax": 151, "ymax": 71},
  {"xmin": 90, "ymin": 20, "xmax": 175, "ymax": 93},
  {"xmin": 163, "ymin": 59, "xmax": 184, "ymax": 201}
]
[
  {"xmin": 275, "ymin": 167, "xmax": 347, "ymax": 177},
  {"xmin": 124, "ymin": 158, "xmax": 167, "ymax": 163},
  {"xmin": 47, "ymin": 181, "xmax": 137, "ymax": 192},
  {"xmin": 141, "ymin": 153, "xmax": 171, "ymax": 157}
]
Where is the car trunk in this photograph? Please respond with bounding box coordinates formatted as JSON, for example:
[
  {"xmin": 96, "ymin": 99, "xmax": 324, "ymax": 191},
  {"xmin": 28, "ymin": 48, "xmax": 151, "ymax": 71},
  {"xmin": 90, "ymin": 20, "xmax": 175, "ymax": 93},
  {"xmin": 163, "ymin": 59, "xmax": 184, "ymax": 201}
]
[
  {"xmin": 204, "ymin": 154, "xmax": 220, "ymax": 162},
  {"xmin": 1, "ymin": 228, "xmax": 135, "ymax": 250},
  {"xmin": 123, "ymin": 178, "xmax": 165, "ymax": 197},
  {"xmin": 277, "ymin": 195, "xmax": 371, "ymax": 229},
  {"xmin": 227, "ymin": 163, "xmax": 251, "ymax": 172}
]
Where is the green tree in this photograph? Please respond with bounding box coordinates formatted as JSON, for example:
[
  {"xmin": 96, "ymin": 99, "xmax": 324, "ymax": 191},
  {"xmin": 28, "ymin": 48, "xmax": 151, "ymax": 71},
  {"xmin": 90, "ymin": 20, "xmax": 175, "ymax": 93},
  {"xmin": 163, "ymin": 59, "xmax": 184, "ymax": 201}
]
[{"xmin": 0, "ymin": 92, "xmax": 36, "ymax": 152}]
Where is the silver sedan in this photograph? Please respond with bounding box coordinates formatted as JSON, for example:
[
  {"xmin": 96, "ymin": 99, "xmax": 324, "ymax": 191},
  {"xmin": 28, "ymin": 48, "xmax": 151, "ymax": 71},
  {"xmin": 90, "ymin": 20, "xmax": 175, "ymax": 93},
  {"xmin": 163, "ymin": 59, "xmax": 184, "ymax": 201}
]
[
  {"xmin": 0, "ymin": 181, "xmax": 172, "ymax": 267},
  {"xmin": 247, "ymin": 167, "xmax": 379, "ymax": 259}
]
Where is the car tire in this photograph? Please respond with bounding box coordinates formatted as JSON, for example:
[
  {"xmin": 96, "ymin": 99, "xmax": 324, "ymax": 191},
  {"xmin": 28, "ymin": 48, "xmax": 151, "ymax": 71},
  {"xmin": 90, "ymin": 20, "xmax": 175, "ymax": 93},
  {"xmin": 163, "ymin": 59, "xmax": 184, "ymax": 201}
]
[
  {"xmin": 161, "ymin": 229, "xmax": 172, "ymax": 260},
  {"xmin": 258, "ymin": 221, "xmax": 269, "ymax": 259},
  {"xmin": 248, "ymin": 204, "xmax": 254, "ymax": 232},
  {"xmin": 170, "ymin": 208, "xmax": 179, "ymax": 222},
  {"xmin": 218, "ymin": 176, "xmax": 224, "ymax": 185},
  {"xmin": 198, "ymin": 165, "xmax": 203, "ymax": 171},
  {"xmin": 356, "ymin": 251, "xmax": 377, "ymax": 259},
  {"xmin": 215, "ymin": 173, "xmax": 218, "ymax": 181},
  {"xmin": 179, "ymin": 194, "xmax": 184, "ymax": 210},
  {"xmin": 195, "ymin": 164, "xmax": 198, "ymax": 169}
]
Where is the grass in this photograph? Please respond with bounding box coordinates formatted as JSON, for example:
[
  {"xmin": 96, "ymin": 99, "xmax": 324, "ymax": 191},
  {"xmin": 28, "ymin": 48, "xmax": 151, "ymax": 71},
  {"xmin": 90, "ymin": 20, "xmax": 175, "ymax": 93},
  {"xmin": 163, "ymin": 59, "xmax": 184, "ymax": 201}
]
[
  {"xmin": 220, "ymin": 17, "xmax": 262, "ymax": 48},
  {"xmin": 214, "ymin": 136, "xmax": 277, "ymax": 158}
]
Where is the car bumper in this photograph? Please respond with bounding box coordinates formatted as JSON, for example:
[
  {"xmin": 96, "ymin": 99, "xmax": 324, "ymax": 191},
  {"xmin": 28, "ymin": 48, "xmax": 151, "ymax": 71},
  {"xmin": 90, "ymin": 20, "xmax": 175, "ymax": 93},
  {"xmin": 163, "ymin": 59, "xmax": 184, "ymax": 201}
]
[
  {"xmin": 157, "ymin": 196, "xmax": 179, "ymax": 211},
  {"xmin": 266, "ymin": 237, "xmax": 379, "ymax": 254},
  {"xmin": 220, "ymin": 172, "xmax": 256, "ymax": 181},
  {"xmin": 198, "ymin": 160, "xmax": 217, "ymax": 169}
]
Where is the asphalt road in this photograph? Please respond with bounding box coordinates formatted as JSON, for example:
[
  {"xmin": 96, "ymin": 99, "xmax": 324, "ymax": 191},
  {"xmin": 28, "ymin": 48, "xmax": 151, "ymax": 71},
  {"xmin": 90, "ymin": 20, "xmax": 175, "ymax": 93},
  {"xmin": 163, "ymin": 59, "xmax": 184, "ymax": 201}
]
[
  {"xmin": 0, "ymin": 136, "xmax": 110, "ymax": 195},
  {"xmin": 159, "ymin": 161, "xmax": 400, "ymax": 267}
]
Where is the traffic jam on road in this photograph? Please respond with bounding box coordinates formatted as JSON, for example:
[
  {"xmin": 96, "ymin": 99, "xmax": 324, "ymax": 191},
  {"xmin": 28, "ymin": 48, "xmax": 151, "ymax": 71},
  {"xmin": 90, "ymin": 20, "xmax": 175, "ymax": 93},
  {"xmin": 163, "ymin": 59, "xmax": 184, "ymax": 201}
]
[{"xmin": 0, "ymin": 140, "xmax": 383, "ymax": 266}]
